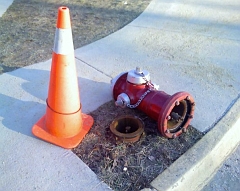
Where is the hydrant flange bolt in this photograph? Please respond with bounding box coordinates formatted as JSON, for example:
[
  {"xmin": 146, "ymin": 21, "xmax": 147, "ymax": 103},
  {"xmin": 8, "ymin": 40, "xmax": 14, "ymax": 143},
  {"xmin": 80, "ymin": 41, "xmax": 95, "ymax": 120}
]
[
  {"xmin": 166, "ymin": 115, "xmax": 171, "ymax": 120},
  {"xmin": 166, "ymin": 129, "xmax": 170, "ymax": 134},
  {"xmin": 188, "ymin": 114, "xmax": 193, "ymax": 119},
  {"xmin": 175, "ymin": 100, "xmax": 180, "ymax": 106},
  {"xmin": 182, "ymin": 127, "xmax": 187, "ymax": 133}
]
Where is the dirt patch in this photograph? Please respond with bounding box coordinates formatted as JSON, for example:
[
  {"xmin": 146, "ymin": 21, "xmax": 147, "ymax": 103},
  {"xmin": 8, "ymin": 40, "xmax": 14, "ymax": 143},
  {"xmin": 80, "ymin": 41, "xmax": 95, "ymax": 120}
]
[
  {"xmin": 73, "ymin": 100, "xmax": 203, "ymax": 191},
  {"xmin": 0, "ymin": 0, "xmax": 150, "ymax": 74}
]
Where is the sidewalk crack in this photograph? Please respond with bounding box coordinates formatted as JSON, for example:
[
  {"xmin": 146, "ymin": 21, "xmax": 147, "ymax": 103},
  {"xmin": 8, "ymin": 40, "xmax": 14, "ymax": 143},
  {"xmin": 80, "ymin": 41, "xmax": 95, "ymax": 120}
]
[{"xmin": 75, "ymin": 57, "xmax": 112, "ymax": 79}]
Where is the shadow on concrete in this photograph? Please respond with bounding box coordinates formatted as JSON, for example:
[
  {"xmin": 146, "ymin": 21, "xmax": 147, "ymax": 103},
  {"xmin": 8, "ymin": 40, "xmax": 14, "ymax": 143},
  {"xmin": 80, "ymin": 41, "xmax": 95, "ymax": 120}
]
[
  {"xmin": 0, "ymin": 93, "xmax": 45, "ymax": 138},
  {"xmin": 0, "ymin": 64, "xmax": 19, "ymax": 74},
  {"xmin": 0, "ymin": 67, "xmax": 111, "ymax": 137}
]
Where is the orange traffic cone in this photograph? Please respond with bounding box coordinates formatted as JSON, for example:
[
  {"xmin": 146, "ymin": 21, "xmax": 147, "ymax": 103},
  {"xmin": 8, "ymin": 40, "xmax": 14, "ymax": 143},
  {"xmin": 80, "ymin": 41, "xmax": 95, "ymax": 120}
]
[{"xmin": 32, "ymin": 6, "xmax": 93, "ymax": 149}]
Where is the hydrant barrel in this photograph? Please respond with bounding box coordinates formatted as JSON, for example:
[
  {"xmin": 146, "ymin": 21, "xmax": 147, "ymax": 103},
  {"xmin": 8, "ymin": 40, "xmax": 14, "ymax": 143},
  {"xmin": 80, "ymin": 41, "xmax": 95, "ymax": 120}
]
[{"xmin": 136, "ymin": 90, "xmax": 170, "ymax": 120}]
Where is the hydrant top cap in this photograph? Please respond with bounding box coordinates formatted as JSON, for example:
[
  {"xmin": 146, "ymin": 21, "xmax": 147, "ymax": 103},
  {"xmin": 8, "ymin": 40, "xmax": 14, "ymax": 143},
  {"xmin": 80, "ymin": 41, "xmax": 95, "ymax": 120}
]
[{"xmin": 127, "ymin": 69, "xmax": 150, "ymax": 84}]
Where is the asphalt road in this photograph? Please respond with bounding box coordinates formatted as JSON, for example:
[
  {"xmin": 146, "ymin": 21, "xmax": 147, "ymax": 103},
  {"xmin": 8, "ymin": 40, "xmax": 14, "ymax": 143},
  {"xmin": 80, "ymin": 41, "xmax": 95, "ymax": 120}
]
[{"xmin": 202, "ymin": 144, "xmax": 240, "ymax": 191}]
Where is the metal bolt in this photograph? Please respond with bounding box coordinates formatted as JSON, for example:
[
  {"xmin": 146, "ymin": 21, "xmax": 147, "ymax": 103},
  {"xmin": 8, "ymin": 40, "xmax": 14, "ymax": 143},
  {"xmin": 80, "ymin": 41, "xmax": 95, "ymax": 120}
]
[
  {"xmin": 182, "ymin": 127, "xmax": 187, "ymax": 133},
  {"xmin": 175, "ymin": 100, "xmax": 180, "ymax": 106},
  {"xmin": 172, "ymin": 134, "xmax": 177, "ymax": 138},
  {"xmin": 188, "ymin": 114, "xmax": 193, "ymax": 119},
  {"xmin": 192, "ymin": 102, "xmax": 195, "ymax": 106},
  {"xmin": 165, "ymin": 129, "xmax": 170, "ymax": 134},
  {"xmin": 186, "ymin": 96, "xmax": 190, "ymax": 100},
  {"xmin": 166, "ymin": 115, "xmax": 171, "ymax": 120}
]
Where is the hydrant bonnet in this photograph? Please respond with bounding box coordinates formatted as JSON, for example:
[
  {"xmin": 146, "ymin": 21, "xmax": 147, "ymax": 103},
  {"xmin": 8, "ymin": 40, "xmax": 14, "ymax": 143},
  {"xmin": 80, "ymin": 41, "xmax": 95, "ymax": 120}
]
[{"xmin": 127, "ymin": 67, "xmax": 150, "ymax": 84}]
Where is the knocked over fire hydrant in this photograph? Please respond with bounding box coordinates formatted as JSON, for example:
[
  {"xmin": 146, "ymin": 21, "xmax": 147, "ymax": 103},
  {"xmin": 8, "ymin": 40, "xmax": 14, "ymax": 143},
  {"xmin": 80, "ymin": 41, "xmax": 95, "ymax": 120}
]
[{"xmin": 111, "ymin": 67, "xmax": 195, "ymax": 139}]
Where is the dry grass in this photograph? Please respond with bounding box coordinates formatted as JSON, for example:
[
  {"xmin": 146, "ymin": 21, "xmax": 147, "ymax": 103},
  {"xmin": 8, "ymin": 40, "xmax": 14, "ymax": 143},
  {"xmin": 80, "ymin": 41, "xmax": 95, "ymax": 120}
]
[
  {"xmin": 0, "ymin": 0, "xmax": 150, "ymax": 73},
  {"xmin": 73, "ymin": 101, "xmax": 203, "ymax": 191}
]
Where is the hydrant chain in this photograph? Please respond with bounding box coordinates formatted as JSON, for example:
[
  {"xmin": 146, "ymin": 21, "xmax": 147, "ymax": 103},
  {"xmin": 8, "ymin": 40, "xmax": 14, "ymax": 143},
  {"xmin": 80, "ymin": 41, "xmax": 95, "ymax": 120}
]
[
  {"xmin": 139, "ymin": 72, "xmax": 156, "ymax": 90},
  {"xmin": 127, "ymin": 72, "xmax": 156, "ymax": 108},
  {"xmin": 127, "ymin": 89, "xmax": 151, "ymax": 108},
  {"xmin": 143, "ymin": 77, "xmax": 155, "ymax": 90}
]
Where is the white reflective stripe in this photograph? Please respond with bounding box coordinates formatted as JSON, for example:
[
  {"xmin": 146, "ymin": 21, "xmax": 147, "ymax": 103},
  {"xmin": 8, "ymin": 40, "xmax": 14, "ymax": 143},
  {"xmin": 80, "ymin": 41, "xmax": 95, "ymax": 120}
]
[{"xmin": 53, "ymin": 28, "xmax": 74, "ymax": 55}]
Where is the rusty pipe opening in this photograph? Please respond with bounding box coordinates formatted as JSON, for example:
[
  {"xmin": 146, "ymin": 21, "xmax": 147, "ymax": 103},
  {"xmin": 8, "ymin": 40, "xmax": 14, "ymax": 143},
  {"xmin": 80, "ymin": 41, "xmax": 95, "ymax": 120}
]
[{"xmin": 110, "ymin": 115, "xmax": 144, "ymax": 143}]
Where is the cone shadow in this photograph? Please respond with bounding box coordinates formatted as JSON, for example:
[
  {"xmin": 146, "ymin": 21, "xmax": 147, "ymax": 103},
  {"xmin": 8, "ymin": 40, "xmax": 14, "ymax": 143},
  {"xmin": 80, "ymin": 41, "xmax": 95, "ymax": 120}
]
[
  {"xmin": 2, "ymin": 67, "xmax": 111, "ymax": 142},
  {"xmin": 0, "ymin": 93, "xmax": 45, "ymax": 137}
]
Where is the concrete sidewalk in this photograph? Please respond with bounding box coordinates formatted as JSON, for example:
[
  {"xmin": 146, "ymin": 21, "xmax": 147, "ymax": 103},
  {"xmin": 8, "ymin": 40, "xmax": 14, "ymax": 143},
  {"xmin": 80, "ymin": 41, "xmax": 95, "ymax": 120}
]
[{"xmin": 0, "ymin": 0, "xmax": 240, "ymax": 190}]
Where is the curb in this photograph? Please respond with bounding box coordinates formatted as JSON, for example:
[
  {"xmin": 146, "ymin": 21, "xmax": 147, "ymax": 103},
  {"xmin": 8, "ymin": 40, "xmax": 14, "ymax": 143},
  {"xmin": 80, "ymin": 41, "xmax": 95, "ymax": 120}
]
[{"xmin": 150, "ymin": 96, "xmax": 240, "ymax": 191}]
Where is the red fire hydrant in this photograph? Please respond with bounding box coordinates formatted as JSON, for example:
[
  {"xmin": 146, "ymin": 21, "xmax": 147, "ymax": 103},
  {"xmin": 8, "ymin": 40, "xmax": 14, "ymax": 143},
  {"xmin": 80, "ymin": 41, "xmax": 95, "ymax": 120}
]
[{"xmin": 111, "ymin": 67, "xmax": 195, "ymax": 138}]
